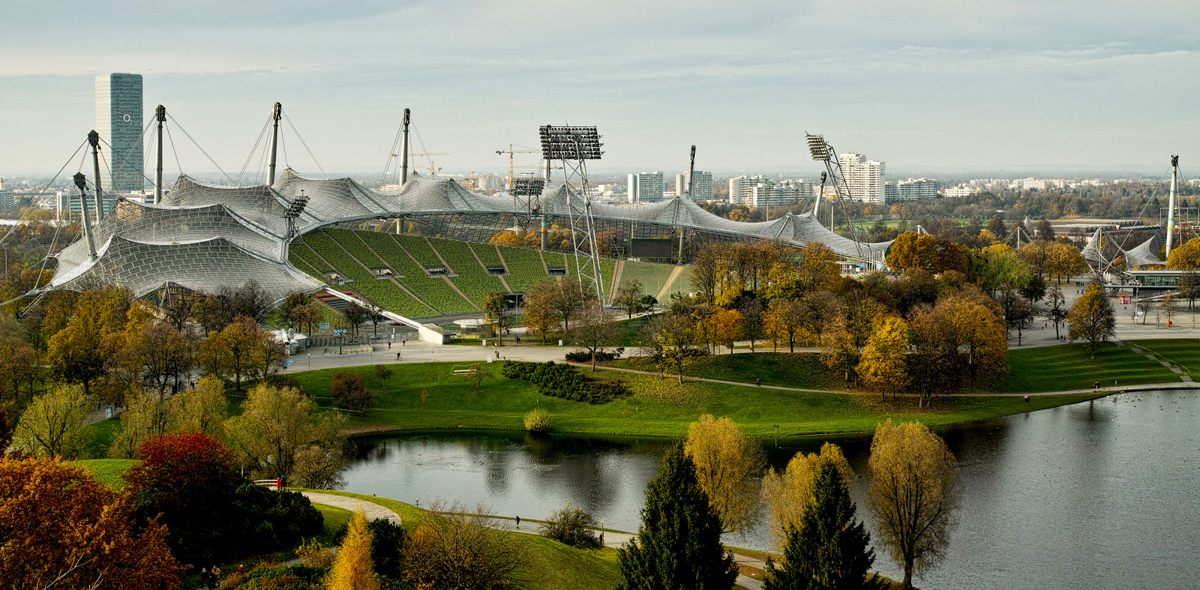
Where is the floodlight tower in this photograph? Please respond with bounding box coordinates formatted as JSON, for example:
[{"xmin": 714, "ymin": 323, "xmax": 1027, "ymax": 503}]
[
  {"xmin": 539, "ymin": 125, "xmax": 605, "ymax": 303},
  {"xmin": 511, "ymin": 177, "xmax": 545, "ymax": 218},
  {"xmin": 806, "ymin": 133, "xmax": 868, "ymax": 263},
  {"xmin": 285, "ymin": 189, "xmax": 310, "ymax": 240}
]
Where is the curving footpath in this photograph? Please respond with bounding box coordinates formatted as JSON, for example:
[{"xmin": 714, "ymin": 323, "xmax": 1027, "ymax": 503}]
[{"xmin": 300, "ymin": 491, "xmax": 766, "ymax": 589}]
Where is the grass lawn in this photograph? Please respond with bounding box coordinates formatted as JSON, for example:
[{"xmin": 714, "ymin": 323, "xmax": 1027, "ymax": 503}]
[
  {"xmin": 83, "ymin": 417, "xmax": 122, "ymax": 458},
  {"xmin": 311, "ymin": 503, "xmax": 353, "ymax": 544},
  {"xmin": 1001, "ymin": 342, "xmax": 1179, "ymax": 393},
  {"xmin": 301, "ymin": 489, "xmax": 620, "ymax": 590},
  {"xmin": 72, "ymin": 458, "xmax": 137, "ymax": 489},
  {"xmin": 614, "ymin": 352, "xmax": 835, "ymax": 390},
  {"xmin": 285, "ymin": 360, "xmax": 1104, "ymax": 439},
  {"xmin": 1128, "ymin": 339, "xmax": 1200, "ymax": 376}
]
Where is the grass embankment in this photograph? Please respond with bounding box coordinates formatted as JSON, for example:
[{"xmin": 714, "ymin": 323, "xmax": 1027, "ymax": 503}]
[
  {"xmin": 311, "ymin": 503, "xmax": 353, "ymax": 543},
  {"xmin": 1001, "ymin": 342, "xmax": 1180, "ymax": 392},
  {"xmin": 1129, "ymin": 339, "xmax": 1200, "ymax": 377},
  {"xmin": 287, "ymin": 356, "xmax": 1104, "ymax": 439},
  {"xmin": 72, "ymin": 458, "xmax": 138, "ymax": 489},
  {"xmin": 301, "ymin": 489, "xmax": 620, "ymax": 590}
]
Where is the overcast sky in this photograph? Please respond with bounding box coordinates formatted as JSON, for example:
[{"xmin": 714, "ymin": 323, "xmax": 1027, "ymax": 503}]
[{"xmin": 1, "ymin": 0, "xmax": 1197, "ymax": 179}]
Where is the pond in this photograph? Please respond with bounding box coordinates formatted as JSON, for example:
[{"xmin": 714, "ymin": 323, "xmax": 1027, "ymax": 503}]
[{"xmin": 341, "ymin": 390, "xmax": 1200, "ymax": 588}]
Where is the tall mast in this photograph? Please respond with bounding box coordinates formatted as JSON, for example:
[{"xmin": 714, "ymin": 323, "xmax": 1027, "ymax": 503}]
[
  {"xmin": 154, "ymin": 105, "xmax": 165, "ymax": 204},
  {"xmin": 87, "ymin": 130, "xmax": 104, "ymax": 220},
  {"xmin": 679, "ymin": 145, "xmax": 695, "ymax": 263},
  {"xmin": 400, "ymin": 108, "xmax": 411, "ymax": 185},
  {"xmin": 1166, "ymin": 155, "xmax": 1180, "ymax": 259},
  {"xmin": 73, "ymin": 173, "xmax": 97, "ymax": 260},
  {"xmin": 268, "ymin": 102, "xmax": 282, "ymax": 185}
]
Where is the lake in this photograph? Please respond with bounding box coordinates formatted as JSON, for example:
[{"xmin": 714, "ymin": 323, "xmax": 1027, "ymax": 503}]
[{"xmin": 341, "ymin": 389, "xmax": 1200, "ymax": 588}]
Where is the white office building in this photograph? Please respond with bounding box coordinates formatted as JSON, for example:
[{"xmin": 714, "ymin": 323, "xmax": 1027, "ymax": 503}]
[
  {"xmin": 838, "ymin": 153, "xmax": 885, "ymax": 204},
  {"xmin": 627, "ymin": 172, "xmax": 664, "ymax": 203},
  {"xmin": 728, "ymin": 175, "xmax": 767, "ymax": 206},
  {"xmin": 674, "ymin": 171, "xmax": 714, "ymax": 201},
  {"xmin": 886, "ymin": 178, "xmax": 939, "ymax": 202}
]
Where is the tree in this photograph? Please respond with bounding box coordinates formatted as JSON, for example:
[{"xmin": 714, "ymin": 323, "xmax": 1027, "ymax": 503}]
[
  {"xmin": 11, "ymin": 384, "xmax": 90, "ymax": 459},
  {"xmin": 328, "ymin": 510, "xmax": 379, "ymax": 590},
  {"xmin": 821, "ymin": 316, "xmax": 859, "ymax": 385},
  {"xmin": 109, "ymin": 389, "xmax": 175, "ymax": 459},
  {"xmin": 224, "ymin": 382, "xmax": 346, "ymax": 487},
  {"xmin": 1035, "ymin": 218, "xmax": 1056, "ymax": 241},
  {"xmin": 683, "ymin": 414, "xmax": 766, "ymax": 533},
  {"xmin": 1047, "ymin": 287, "xmax": 1067, "ymax": 338},
  {"xmin": 0, "ymin": 457, "xmax": 183, "ymax": 589},
  {"xmin": 483, "ymin": 291, "xmax": 510, "ymax": 343},
  {"xmin": 403, "ymin": 502, "xmax": 521, "ymax": 589},
  {"xmin": 690, "ymin": 245, "xmax": 722, "ymax": 305},
  {"xmin": 191, "ymin": 292, "xmax": 231, "ymax": 335},
  {"xmin": 1018, "ymin": 239, "xmax": 1052, "ymax": 278},
  {"xmin": 761, "ymin": 442, "xmax": 855, "ymax": 545},
  {"xmin": 764, "ymin": 461, "xmax": 884, "ymax": 590},
  {"xmin": 765, "ymin": 298, "xmax": 806, "ymax": 353},
  {"xmin": 573, "ymin": 299, "xmax": 614, "ymax": 370},
  {"xmin": 907, "ymin": 287, "xmax": 1008, "ymax": 401},
  {"xmin": 616, "ymin": 279, "xmax": 646, "ymax": 319},
  {"xmin": 1179, "ymin": 270, "xmax": 1200, "ymax": 311},
  {"xmin": 124, "ymin": 432, "xmax": 323, "ymax": 565},
  {"xmin": 986, "ymin": 215, "xmax": 1007, "ymax": 239},
  {"xmin": 1161, "ymin": 293, "xmax": 1177, "ymax": 326},
  {"xmin": 524, "ymin": 280, "xmax": 562, "ymax": 344},
  {"xmin": 0, "ymin": 335, "xmax": 38, "ymax": 401},
  {"xmin": 710, "ymin": 308, "xmax": 744, "ymax": 354},
  {"xmin": 554, "ymin": 277, "xmax": 587, "ymax": 334},
  {"xmin": 331, "ymin": 372, "xmax": 373, "ymax": 411},
  {"xmin": 739, "ymin": 299, "xmax": 765, "ymax": 352},
  {"xmin": 1068, "ymin": 283, "xmax": 1116, "ymax": 357},
  {"xmin": 292, "ymin": 300, "xmax": 323, "ymax": 340},
  {"xmin": 539, "ymin": 504, "xmax": 603, "ymax": 549},
  {"xmin": 129, "ymin": 320, "xmax": 195, "ymax": 395},
  {"xmin": 199, "ymin": 315, "xmax": 272, "ymax": 390},
  {"xmin": 170, "ymin": 374, "xmax": 228, "ymax": 437},
  {"xmin": 642, "ymin": 311, "xmax": 702, "ymax": 384},
  {"xmin": 857, "ymin": 314, "xmax": 910, "ymax": 399},
  {"xmin": 868, "ymin": 421, "xmax": 960, "ymax": 590},
  {"xmin": 1167, "ymin": 237, "xmax": 1200, "ymax": 270},
  {"xmin": 1044, "ymin": 242, "xmax": 1087, "ymax": 283},
  {"xmin": 342, "ymin": 301, "xmax": 370, "ymax": 338},
  {"xmin": 886, "ymin": 232, "xmax": 940, "ymax": 274},
  {"xmin": 617, "ymin": 444, "xmax": 738, "ymax": 590},
  {"xmin": 46, "ymin": 287, "xmax": 132, "ymax": 397}
]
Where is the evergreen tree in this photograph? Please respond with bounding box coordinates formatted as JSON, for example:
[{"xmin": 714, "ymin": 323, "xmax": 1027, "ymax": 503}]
[
  {"xmin": 765, "ymin": 461, "xmax": 884, "ymax": 590},
  {"xmin": 618, "ymin": 444, "xmax": 738, "ymax": 590}
]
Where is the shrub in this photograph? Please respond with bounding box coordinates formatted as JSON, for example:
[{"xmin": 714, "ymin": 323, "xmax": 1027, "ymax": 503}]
[
  {"xmin": 368, "ymin": 518, "xmax": 407, "ymax": 580},
  {"xmin": 330, "ymin": 373, "xmax": 373, "ymax": 411},
  {"xmin": 403, "ymin": 502, "xmax": 520, "ymax": 589},
  {"xmin": 373, "ymin": 364, "xmax": 393, "ymax": 380},
  {"xmin": 294, "ymin": 537, "xmax": 333, "ymax": 569},
  {"xmin": 564, "ymin": 349, "xmax": 620, "ymax": 363},
  {"xmin": 231, "ymin": 564, "xmax": 325, "ymax": 590},
  {"xmin": 501, "ymin": 361, "xmax": 631, "ymax": 404},
  {"xmin": 539, "ymin": 505, "xmax": 603, "ymax": 549},
  {"xmin": 523, "ymin": 409, "xmax": 552, "ymax": 433}
]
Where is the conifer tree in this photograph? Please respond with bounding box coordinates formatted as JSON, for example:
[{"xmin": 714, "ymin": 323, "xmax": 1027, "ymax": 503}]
[
  {"xmin": 765, "ymin": 461, "xmax": 884, "ymax": 590},
  {"xmin": 617, "ymin": 444, "xmax": 738, "ymax": 590},
  {"xmin": 328, "ymin": 510, "xmax": 379, "ymax": 590}
]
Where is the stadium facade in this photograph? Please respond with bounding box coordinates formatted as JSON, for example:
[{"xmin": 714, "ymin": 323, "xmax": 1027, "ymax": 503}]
[{"xmin": 49, "ymin": 169, "xmax": 892, "ymax": 334}]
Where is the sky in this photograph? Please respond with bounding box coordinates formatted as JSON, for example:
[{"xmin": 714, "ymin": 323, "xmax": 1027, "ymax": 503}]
[{"xmin": 1, "ymin": 0, "xmax": 1198, "ymax": 179}]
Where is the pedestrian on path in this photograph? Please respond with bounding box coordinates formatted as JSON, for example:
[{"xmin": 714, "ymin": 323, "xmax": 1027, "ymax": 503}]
[{"xmin": 515, "ymin": 515, "xmax": 520, "ymax": 528}]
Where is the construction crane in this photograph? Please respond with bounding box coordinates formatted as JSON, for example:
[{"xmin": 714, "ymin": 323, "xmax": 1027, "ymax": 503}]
[
  {"xmin": 386, "ymin": 151, "xmax": 448, "ymax": 179},
  {"xmin": 495, "ymin": 144, "xmax": 541, "ymax": 191}
]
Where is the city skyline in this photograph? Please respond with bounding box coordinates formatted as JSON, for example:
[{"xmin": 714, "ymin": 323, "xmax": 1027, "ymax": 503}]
[{"xmin": 1, "ymin": 1, "xmax": 1197, "ymax": 177}]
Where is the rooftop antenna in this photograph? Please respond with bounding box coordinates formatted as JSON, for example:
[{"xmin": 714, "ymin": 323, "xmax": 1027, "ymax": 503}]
[
  {"xmin": 539, "ymin": 124, "xmax": 605, "ymax": 303},
  {"xmin": 73, "ymin": 173, "xmax": 97, "ymax": 260},
  {"xmin": 268, "ymin": 102, "xmax": 282, "ymax": 185},
  {"xmin": 154, "ymin": 105, "xmax": 165, "ymax": 204},
  {"xmin": 1166, "ymin": 155, "xmax": 1180, "ymax": 259},
  {"xmin": 87, "ymin": 130, "xmax": 104, "ymax": 221}
]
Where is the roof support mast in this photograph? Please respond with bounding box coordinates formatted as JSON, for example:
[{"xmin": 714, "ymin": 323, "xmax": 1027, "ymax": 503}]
[
  {"xmin": 72, "ymin": 173, "xmax": 97, "ymax": 260},
  {"xmin": 400, "ymin": 108, "xmax": 411, "ymax": 185},
  {"xmin": 268, "ymin": 102, "xmax": 282, "ymax": 186},
  {"xmin": 1166, "ymin": 155, "xmax": 1180, "ymax": 259},
  {"xmin": 678, "ymin": 145, "xmax": 695, "ymax": 264},
  {"xmin": 154, "ymin": 105, "xmax": 165, "ymax": 204},
  {"xmin": 88, "ymin": 130, "xmax": 104, "ymax": 221}
]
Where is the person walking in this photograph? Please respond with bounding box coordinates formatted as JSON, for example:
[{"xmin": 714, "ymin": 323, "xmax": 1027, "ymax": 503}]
[{"xmin": 515, "ymin": 515, "xmax": 521, "ymax": 528}]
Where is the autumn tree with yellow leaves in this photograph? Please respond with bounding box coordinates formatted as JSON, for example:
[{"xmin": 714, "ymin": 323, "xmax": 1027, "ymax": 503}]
[
  {"xmin": 328, "ymin": 510, "xmax": 379, "ymax": 590},
  {"xmin": 683, "ymin": 414, "xmax": 766, "ymax": 533},
  {"xmin": 761, "ymin": 442, "xmax": 854, "ymax": 545}
]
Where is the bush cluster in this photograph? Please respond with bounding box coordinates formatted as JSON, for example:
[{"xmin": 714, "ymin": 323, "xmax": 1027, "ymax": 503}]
[
  {"xmin": 501, "ymin": 361, "xmax": 631, "ymax": 404},
  {"xmin": 539, "ymin": 505, "xmax": 603, "ymax": 549},
  {"xmin": 330, "ymin": 372, "xmax": 373, "ymax": 411},
  {"xmin": 564, "ymin": 349, "xmax": 621, "ymax": 363},
  {"xmin": 523, "ymin": 409, "xmax": 552, "ymax": 433}
]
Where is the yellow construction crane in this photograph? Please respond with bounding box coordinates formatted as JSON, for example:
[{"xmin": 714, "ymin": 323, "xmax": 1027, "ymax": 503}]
[{"xmin": 495, "ymin": 144, "xmax": 540, "ymax": 191}]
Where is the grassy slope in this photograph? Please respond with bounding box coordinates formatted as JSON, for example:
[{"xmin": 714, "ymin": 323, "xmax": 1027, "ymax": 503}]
[
  {"xmin": 1001, "ymin": 342, "xmax": 1179, "ymax": 392},
  {"xmin": 72, "ymin": 458, "xmax": 137, "ymax": 489},
  {"xmin": 1129, "ymin": 339, "xmax": 1200, "ymax": 376},
  {"xmin": 312, "ymin": 503, "xmax": 353, "ymax": 544},
  {"xmin": 83, "ymin": 418, "xmax": 123, "ymax": 458},
  {"xmin": 287, "ymin": 361, "xmax": 1103, "ymax": 439},
  {"xmin": 302, "ymin": 489, "xmax": 620, "ymax": 590}
]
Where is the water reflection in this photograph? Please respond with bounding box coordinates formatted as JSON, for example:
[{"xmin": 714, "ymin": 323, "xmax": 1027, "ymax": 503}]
[{"xmin": 341, "ymin": 391, "xmax": 1200, "ymax": 588}]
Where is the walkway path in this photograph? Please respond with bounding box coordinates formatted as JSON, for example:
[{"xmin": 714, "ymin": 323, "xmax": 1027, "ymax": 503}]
[
  {"xmin": 301, "ymin": 491, "xmax": 765, "ymax": 589},
  {"xmin": 301, "ymin": 491, "xmax": 403, "ymax": 525}
]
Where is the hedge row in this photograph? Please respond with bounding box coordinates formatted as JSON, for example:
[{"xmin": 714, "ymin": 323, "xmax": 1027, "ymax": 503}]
[{"xmin": 500, "ymin": 361, "xmax": 630, "ymax": 404}]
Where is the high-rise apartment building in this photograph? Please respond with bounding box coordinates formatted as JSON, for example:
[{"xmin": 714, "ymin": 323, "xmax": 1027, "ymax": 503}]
[
  {"xmin": 838, "ymin": 153, "xmax": 884, "ymax": 203},
  {"xmin": 885, "ymin": 178, "xmax": 938, "ymax": 202},
  {"xmin": 674, "ymin": 171, "xmax": 714, "ymax": 201},
  {"xmin": 728, "ymin": 175, "xmax": 767, "ymax": 205},
  {"xmin": 627, "ymin": 172, "xmax": 664, "ymax": 203},
  {"xmin": 95, "ymin": 73, "xmax": 144, "ymax": 193}
]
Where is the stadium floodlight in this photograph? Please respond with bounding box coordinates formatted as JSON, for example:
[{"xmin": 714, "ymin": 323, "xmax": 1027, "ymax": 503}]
[
  {"xmin": 511, "ymin": 177, "xmax": 545, "ymax": 197},
  {"xmin": 539, "ymin": 126, "xmax": 603, "ymax": 160},
  {"xmin": 284, "ymin": 190, "xmax": 310, "ymax": 239},
  {"xmin": 806, "ymin": 134, "xmax": 831, "ymax": 162}
]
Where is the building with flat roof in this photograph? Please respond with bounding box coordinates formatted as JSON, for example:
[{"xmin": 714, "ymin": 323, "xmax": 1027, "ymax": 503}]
[
  {"xmin": 838, "ymin": 153, "xmax": 884, "ymax": 203},
  {"xmin": 95, "ymin": 73, "xmax": 144, "ymax": 193},
  {"xmin": 627, "ymin": 171, "xmax": 664, "ymax": 203},
  {"xmin": 886, "ymin": 178, "xmax": 938, "ymax": 202},
  {"xmin": 675, "ymin": 171, "xmax": 713, "ymax": 201}
]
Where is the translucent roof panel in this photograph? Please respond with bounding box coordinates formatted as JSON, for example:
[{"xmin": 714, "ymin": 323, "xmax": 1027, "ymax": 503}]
[
  {"xmin": 53, "ymin": 236, "xmax": 319, "ymax": 303},
  {"xmin": 273, "ymin": 168, "xmax": 389, "ymax": 220}
]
